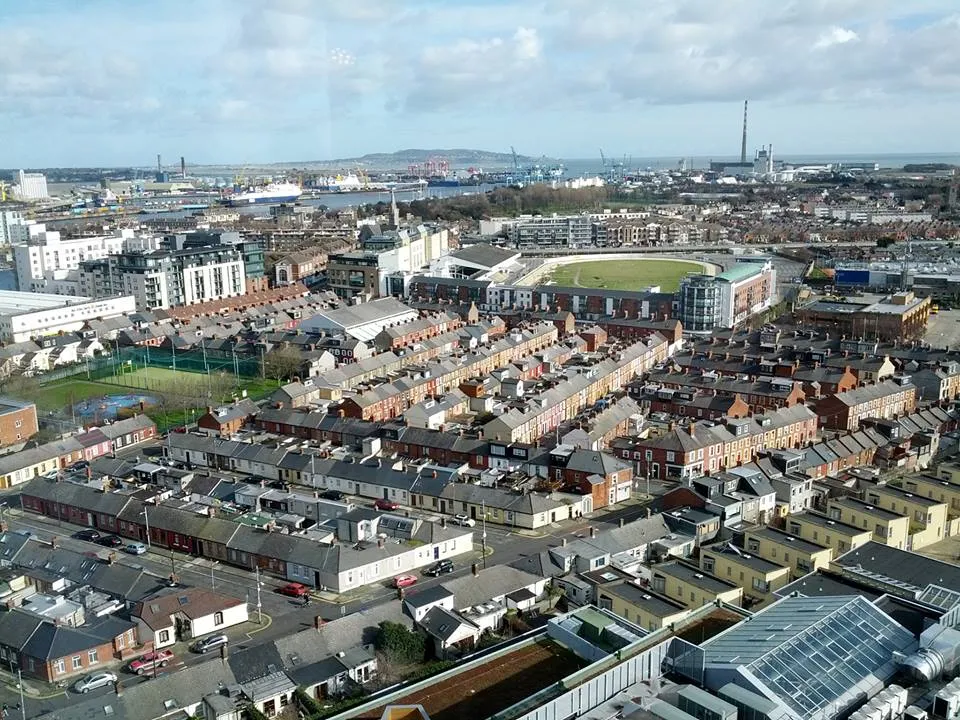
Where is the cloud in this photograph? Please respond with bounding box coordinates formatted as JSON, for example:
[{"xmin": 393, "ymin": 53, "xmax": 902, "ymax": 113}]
[{"xmin": 815, "ymin": 26, "xmax": 860, "ymax": 49}]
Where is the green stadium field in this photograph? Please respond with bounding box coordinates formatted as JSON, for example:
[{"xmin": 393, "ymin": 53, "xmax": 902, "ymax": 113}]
[{"xmin": 546, "ymin": 258, "xmax": 706, "ymax": 293}]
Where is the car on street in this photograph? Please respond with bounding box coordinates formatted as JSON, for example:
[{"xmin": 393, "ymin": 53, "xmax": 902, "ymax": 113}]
[
  {"xmin": 96, "ymin": 535, "xmax": 124, "ymax": 548},
  {"xmin": 73, "ymin": 671, "xmax": 117, "ymax": 694},
  {"xmin": 73, "ymin": 529, "xmax": 101, "ymax": 542},
  {"xmin": 423, "ymin": 559, "xmax": 454, "ymax": 577},
  {"xmin": 320, "ymin": 490, "xmax": 345, "ymax": 501},
  {"xmin": 393, "ymin": 574, "xmax": 418, "ymax": 588},
  {"xmin": 127, "ymin": 649, "xmax": 174, "ymax": 675},
  {"xmin": 452, "ymin": 514, "xmax": 476, "ymax": 527},
  {"xmin": 374, "ymin": 498, "xmax": 400, "ymax": 511},
  {"xmin": 276, "ymin": 582, "xmax": 310, "ymax": 598},
  {"xmin": 191, "ymin": 633, "xmax": 229, "ymax": 654},
  {"xmin": 124, "ymin": 541, "xmax": 148, "ymax": 555}
]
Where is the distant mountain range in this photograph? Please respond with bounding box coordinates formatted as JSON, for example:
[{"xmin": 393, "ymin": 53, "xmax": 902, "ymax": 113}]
[{"xmin": 339, "ymin": 148, "xmax": 541, "ymax": 165}]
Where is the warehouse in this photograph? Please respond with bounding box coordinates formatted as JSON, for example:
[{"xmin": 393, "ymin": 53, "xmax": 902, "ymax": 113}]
[{"xmin": 0, "ymin": 291, "xmax": 136, "ymax": 342}]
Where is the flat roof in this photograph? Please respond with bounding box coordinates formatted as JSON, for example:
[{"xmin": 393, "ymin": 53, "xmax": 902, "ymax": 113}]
[
  {"xmin": 834, "ymin": 541, "xmax": 960, "ymax": 592},
  {"xmin": 829, "ymin": 496, "xmax": 906, "ymax": 522},
  {"xmin": 0, "ymin": 289, "xmax": 93, "ymax": 316},
  {"xmin": 746, "ymin": 526, "xmax": 830, "ymax": 555},
  {"xmin": 701, "ymin": 545, "xmax": 788, "ymax": 575},
  {"xmin": 599, "ymin": 583, "xmax": 688, "ymax": 618},
  {"xmin": 652, "ymin": 561, "xmax": 740, "ymax": 595},
  {"xmin": 867, "ymin": 483, "xmax": 945, "ymax": 507},
  {"xmin": 717, "ymin": 263, "xmax": 764, "ymax": 284},
  {"xmin": 789, "ymin": 511, "xmax": 871, "ymax": 537}
]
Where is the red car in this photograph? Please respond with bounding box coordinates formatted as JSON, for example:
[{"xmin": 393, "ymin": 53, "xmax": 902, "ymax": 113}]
[
  {"xmin": 393, "ymin": 574, "xmax": 417, "ymax": 589},
  {"xmin": 276, "ymin": 582, "xmax": 310, "ymax": 598},
  {"xmin": 375, "ymin": 498, "xmax": 400, "ymax": 511},
  {"xmin": 128, "ymin": 649, "xmax": 174, "ymax": 675}
]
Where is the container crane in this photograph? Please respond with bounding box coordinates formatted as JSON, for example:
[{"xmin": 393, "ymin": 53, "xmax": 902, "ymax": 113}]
[{"xmin": 599, "ymin": 149, "xmax": 606, "ymax": 168}]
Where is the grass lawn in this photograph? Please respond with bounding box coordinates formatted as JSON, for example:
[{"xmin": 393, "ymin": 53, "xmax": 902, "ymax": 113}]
[
  {"xmin": 546, "ymin": 258, "xmax": 705, "ymax": 293},
  {"xmin": 34, "ymin": 380, "xmax": 122, "ymax": 413}
]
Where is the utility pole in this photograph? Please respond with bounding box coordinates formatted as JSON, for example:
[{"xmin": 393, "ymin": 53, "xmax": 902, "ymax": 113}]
[
  {"xmin": 481, "ymin": 501, "xmax": 488, "ymax": 570},
  {"xmin": 255, "ymin": 565, "xmax": 262, "ymax": 623},
  {"xmin": 17, "ymin": 669, "xmax": 25, "ymax": 720},
  {"xmin": 211, "ymin": 561, "xmax": 217, "ymax": 589},
  {"xmin": 142, "ymin": 507, "xmax": 151, "ymax": 549}
]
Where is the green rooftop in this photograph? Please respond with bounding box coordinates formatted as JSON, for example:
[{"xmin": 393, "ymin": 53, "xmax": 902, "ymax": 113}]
[{"xmin": 718, "ymin": 262, "xmax": 765, "ymax": 283}]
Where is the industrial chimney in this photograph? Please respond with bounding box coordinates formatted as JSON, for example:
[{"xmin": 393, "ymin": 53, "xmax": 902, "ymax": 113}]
[
  {"xmin": 180, "ymin": 156, "xmax": 186, "ymax": 179},
  {"xmin": 740, "ymin": 100, "xmax": 748, "ymax": 165}
]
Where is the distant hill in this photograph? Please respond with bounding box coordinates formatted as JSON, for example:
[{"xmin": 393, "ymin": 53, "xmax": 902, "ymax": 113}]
[{"xmin": 346, "ymin": 148, "xmax": 538, "ymax": 165}]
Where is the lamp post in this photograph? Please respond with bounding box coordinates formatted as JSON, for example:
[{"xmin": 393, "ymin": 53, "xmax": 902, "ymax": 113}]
[{"xmin": 481, "ymin": 501, "xmax": 488, "ymax": 570}]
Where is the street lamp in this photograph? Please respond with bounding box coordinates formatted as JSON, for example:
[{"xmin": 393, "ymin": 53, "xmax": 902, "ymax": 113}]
[
  {"xmin": 141, "ymin": 507, "xmax": 151, "ymax": 549},
  {"xmin": 0, "ymin": 502, "xmax": 8, "ymax": 532}
]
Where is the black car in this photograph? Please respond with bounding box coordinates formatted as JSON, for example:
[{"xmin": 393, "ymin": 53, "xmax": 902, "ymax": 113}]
[
  {"xmin": 423, "ymin": 560, "xmax": 454, "ymax": 577},
  {"xmin": 96, "ymin": 535, "xmax": 123, "ymax": 548},
  {"xmin": 320, "ymin": 490, "xmax": 345, "ymax": 501},
  {"xmin": 73, "ymin": 529, "xmax": 102, "ymax": 542}
]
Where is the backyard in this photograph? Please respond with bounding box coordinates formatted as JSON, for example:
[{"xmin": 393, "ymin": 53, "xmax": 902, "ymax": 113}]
[{"xmin": 545, "ymin": 258, "xmax": 706, "ymax": 293}]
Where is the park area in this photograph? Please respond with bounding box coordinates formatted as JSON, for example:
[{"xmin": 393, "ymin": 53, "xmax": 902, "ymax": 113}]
[
  {"xmin": 546, "ymin": 258, "xmax": 707, "ymax": 292},
  {"xmin": 28, "ymin": 366, "xmax": 279, "ymax": 431}
]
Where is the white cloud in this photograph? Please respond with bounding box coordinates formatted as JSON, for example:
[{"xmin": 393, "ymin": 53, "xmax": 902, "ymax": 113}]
[{"xmin": 815, "ymin": 26, "xmax": 860, "ymax": 49}]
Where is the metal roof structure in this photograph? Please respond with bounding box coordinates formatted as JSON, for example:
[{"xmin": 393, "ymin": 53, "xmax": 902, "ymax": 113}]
[{"xmin": 702, "ymin": 595, "xmax": 915, "ymax": 719}]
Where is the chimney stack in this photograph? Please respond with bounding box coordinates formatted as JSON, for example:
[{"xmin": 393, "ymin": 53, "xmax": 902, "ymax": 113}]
[{"xmin": 740, "ymin": 100, "xmax": 749, "ymax": 165}]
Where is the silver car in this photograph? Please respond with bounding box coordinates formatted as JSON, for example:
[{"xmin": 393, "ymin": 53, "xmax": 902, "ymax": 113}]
[
  {"xmin": 191, "ymin": 633, "xmax": 229, "ymax": 654},
  {"xmin": 74, "ymin": 671, "xmax": 118, "ymax": 694}
]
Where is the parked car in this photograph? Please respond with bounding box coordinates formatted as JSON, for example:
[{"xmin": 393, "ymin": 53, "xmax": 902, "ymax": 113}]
[
  {"xmin": 191, "ymin": 633, "xmax": 229, "ymax": 654},
  {"xmin": 452, "ymin": 514, "xmax": 476, "ymax": 527},
  {"xmin": 393, "ymin": 574, "xmax": 418, "ymax": 589},
  {"xmin": 374, "ymin": 498, "xmax": 400, "ymax": 511},
  {"xmin": 276, "ymin": 582, "xmax": 310, "ymax": 598},
  {"xmin": 73, "ymin": 529, "xmax": 101, "ymax": 542},
  {"xmin": 127, "ymin": 649, "xmax": 174, "ymax": 675},
  {"xmin": 423, "ymin": 559, "xmax": 454, "ymax": 577},
  {"xmin": 124, "ymin": 541, "xmax": 148, "ymax": 555},
  {"xmin": 320, "ymin": 490, "xmax": 345, "ymax": 501},
  {"xmin": 73, "ymin": 671, "xmax": 117, "ymax": 694},
  {"xmin": 96, "ymin": 535, "xmax": 123, "ymax": 548}
]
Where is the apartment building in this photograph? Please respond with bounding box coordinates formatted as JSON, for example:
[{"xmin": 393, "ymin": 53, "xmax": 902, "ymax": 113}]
[
  {"xmin": 862, "ymin": 483, "xmax": 949, "ymax": 549},
  {"xmin": 80, "ymin": 244, "xmax": 248, "ymax": 309},
  {"xmin": 785, "ymin": 512, "xmax": 873, "ymax": 556},
  {"xmin": 678, "ymin": 260, "xmax": 777, "ymax": 332},
  {"xmin": 510, "ymin": 214, "xmax": 596, "ymax": 248},
  {"xmin": 13, "ymin": 225, "xmax": 132, "ymax": 293},
  {"xmin": 650, "ymin": 560, "xmax": 743, "ymax": 609},
  {"xmin": 815, "ymin": 377, "xmax": 917, "ymax": 431},
  {"xmin": 826, "ymin": 497, "xmax": 910, "ymax": 550},
  {"xmin": 699, "ymin": 544, "xmax": 792, "ymax": 606},
  {"xmin": 742, "ymin": 527, "xmax": 833, "ymax": 580},
  {"xmin": 597, "ymin": 583, "xmax": 690, "ymax": 631}
]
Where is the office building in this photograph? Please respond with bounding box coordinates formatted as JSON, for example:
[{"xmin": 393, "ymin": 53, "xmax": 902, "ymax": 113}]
[
  {"xmin": 678, "ymin": 259, "xmax": 776, "ymax": 333},
  {"xmin": 13, "ymin": 170, "xmax": 48, "ymax": 200},
  {"xmin": 796, "ymin": 291, "xmax": 931, "ymax": 342}
]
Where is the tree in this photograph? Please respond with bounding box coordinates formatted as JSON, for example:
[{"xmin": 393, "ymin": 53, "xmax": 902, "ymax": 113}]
[
  {"xmin": 261, "ymin": 346, "xmax": 304, "ymax": 383},
  {"xmin": 374, "ymin": 621, "xmax": 425, "ymax": 665}
]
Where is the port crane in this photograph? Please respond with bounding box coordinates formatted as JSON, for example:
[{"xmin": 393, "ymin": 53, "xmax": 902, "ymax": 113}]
[
  {"xmin": 510, "ymin": 146, "xmax": 520, "ymax": 171},
  {"xmin": 599, "ymin": 149, "xmax": 606, "ymax": 168}
]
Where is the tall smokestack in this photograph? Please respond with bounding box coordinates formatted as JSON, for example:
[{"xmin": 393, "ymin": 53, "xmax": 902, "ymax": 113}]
[
  {"xmin": 180, "ymin": 156, "xmax": 186, "ymax": 179},
  {"xmin": 740, "ymin": 100, "xmax": 748, "ymax": 164},
  {"xmin": 157, "ymin": 154, "xmax": 162, "ymax": 174}
]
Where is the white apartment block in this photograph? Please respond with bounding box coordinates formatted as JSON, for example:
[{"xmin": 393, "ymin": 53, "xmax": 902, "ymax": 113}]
[
  {"xmin": 0, "ymin": 210, "xmax": 28, "ymax": 247},
  {"xmin": 182, "ymin": 259, "xmax": 246, "ymax": 305},
  {"xmin": 13, "ymin": 227, "xmax": 133, "ymax": 293},
  {"xmin": 14, "ymin": 171, "xmax": 49, "ymax": 201}
]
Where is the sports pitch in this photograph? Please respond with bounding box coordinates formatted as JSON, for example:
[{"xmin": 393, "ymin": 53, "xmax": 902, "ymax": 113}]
[{"xmin": 545, "ymin": 258, "xmax": 706, "ymax": 293}]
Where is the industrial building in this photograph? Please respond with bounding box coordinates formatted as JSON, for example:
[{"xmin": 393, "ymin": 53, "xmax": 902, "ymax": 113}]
[
  {"xmin": 0, "ymin": 291, "xmax": 136, "ymax": 342},
  {"xmin": 795, "ymin": 291, "xmax": 931, "ymax": 342},
  {"xmin": 678, "ymin": 259, "xmax": 777, "ymax": 333},
  {"xmin": 298, "ymin": 297, "xmax": 418, "ymax": 343},
  {"xmin": 13, "ymin": 170, "xmax": 49, "ymax": 200}
]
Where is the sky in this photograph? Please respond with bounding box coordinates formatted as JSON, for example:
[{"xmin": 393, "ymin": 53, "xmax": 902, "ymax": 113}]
[{"xmin": 4, "ymin": 0, "xmax": 960, "ymax": 167}]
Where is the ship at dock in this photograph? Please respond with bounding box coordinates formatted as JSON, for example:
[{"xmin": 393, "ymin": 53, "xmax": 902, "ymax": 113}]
[{"xmin": 224, "ymin": 182, "xmax": 303, "ymax": 205}]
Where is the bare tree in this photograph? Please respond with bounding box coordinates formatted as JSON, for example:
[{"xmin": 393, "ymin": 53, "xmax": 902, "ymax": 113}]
[{"xmin": 262, "ymin": 346, "xmax": 304, "ymax": 383}]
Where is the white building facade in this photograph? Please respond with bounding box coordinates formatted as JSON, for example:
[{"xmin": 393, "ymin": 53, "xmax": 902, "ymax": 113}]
[
  {"xmin": 13, "ymin": 226, "xmax": 133, "ymax": 293},
  {"xmin": 0, "ymin": 292, "xmax": 136, "ymax": 342},
  {"xmin": 14, "ymin": 170, "xmax": 49, "ymax": 200}
]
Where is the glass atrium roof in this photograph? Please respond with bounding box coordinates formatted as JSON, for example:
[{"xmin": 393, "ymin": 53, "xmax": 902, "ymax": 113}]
[{"xmin": 704, "ymin": 596, "xmax": 915, "ymax": 717}]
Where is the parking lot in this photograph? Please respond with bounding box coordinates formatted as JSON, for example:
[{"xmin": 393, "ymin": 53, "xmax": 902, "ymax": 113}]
[{"xmin": 924, "ymin": 308, "xmax": 960, "ymax": 348}]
